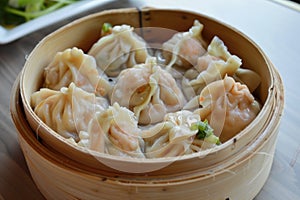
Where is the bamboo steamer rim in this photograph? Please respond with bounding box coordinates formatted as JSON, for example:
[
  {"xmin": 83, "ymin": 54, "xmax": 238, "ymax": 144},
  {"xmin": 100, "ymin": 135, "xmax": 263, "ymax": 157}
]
[{"xmin": 18, "ymin": 7, "xmax": 283, "ymax": 174}]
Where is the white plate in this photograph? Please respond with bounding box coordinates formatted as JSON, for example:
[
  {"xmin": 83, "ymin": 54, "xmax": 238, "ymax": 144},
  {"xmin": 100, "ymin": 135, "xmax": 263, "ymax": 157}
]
[{"xmin": 0, "ymin": 0, "xmax": 111, "ymax": 44}]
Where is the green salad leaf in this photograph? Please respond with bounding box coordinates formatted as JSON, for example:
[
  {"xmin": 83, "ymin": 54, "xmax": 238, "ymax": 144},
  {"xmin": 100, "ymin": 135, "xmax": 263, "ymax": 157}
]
[
  {"xmin": 0, "ymin": 0, "xmax": 78, "ymax": 28},
  {"xmin": 1, "ymin": 0, "xmax": 24, "ymax": 27}
]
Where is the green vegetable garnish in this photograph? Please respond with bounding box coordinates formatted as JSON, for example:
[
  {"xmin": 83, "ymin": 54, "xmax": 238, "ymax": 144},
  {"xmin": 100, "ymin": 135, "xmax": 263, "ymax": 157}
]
[
  {"xmin": 0, "ymin": 0, "xmax": 78, "ymax": 28},
  {"xmin": 101, "ymin": 22, "xmax": 112, "ymax": 36},
  {"xmin": 205, "ymin": 134, "xmax": 221, "ymax": 145},
  {"xmin": 102, "ymin": 22, "xmax": 112, "ymax": 33},
  {"xmin": 191, "ymin": 119, "xmax": 221, "ymax": 145}
]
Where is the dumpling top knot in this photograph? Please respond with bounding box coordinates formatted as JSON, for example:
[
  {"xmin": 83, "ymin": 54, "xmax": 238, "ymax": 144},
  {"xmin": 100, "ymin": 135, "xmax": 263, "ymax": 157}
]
[{"xmin": 111, "ymin": 24, "xmax": 133, "ymax": 33}]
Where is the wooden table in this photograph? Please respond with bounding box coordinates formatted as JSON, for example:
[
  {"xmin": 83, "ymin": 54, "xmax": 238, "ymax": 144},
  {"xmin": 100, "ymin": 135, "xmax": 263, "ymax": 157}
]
[{"xmin": 0, "ymin": 0, "xmax": 299, "ymax": 199}]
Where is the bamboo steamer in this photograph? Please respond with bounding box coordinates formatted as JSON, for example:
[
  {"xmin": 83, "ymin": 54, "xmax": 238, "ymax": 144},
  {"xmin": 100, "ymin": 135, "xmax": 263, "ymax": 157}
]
[{"xmin": 11, "ymin": 8, "xmax": 284, "ymax": 200}]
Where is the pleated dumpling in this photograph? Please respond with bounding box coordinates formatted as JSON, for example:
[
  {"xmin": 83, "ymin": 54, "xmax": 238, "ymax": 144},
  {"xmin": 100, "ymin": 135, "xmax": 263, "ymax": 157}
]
[
  {"xmin": 75, "ymin": 103, "xmax": 145, "ymax": 158},
  {"xmin": 208, "ymin": 36, "xmax": 261, "ymax": 93},
  {"xmin": 142, "ymin": 110, "xmax": 220, "ymax": 158},
  {"xmin": 110, "ymin": 57, "xmax": 186, "ymax": 125},
  {"xmin": 182, "ymin": 36, "xmax": 242, "ymax": 101},
  {"xmin": 44, "ymin": 47, "xmax": 111, "ymax": 96},
  {"xmin": 88, "ymin": 24, "xmax": 149, "ymax": 77},
  {"xmin": 195, "ymin": 76, "xmax": 261, "ymax": 142},
  {"xmin": 31, "ymin": 83, "xmax": 109, "ymax": 141},
  {"xmin": 162, "ymin": 20, "xmax": 207, "ymax": 69},
  {"xmin": 142, "ymin": 110, "xmax": 199, "ymax": 158}
]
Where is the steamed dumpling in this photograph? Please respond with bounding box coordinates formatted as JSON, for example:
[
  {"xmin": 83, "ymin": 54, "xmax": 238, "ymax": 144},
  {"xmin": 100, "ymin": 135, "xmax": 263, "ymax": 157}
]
[
  {"xmin": 183, "ymin": 35, "xmax": 235, "ymax": 79},
  {"xmin": 195, "ymin": 76, "xmax": 261, "ymax": 142},
  {"xmin": 32, "ymin": 20, "xmax": 263, "ymax": 159},
  {"xmin": 182, "ymin": 36, "xmax": 242, "ymax": 101},
  {"xmin": 88, "ymin": 24, "xmax": 149, "ymax": 77},
  {"xmin": 207, "ymin": 36, "xmax": 261, "ymax": 93},
  {"xmin": 110, "ymin": 57, "xmax": 186, "ymax": 125},
  {"xmin": 75, "ymin": 103, "xmax": 145, "ymax": 158},
  {"xmin": 44, "ymin": 47, "xmax": 111, "ymax": 96},
  {"xmin": 142, "ymin": 110, "xmax": 199, "ymax": 158},
  {"xmin": 31, "ymin": 83, "xmax": 108, "ymax": 141},
  {"xmin": 162, "ymin": 20, "xmax": 207, "ymax": 69}
]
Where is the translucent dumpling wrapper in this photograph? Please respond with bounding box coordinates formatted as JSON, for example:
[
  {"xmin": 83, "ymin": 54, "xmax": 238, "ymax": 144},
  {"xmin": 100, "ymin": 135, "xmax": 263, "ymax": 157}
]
[
  {"xmin": 44, "ymin": 47, "xmax": 111, "ymax": 97},
  {"xmin": 141, "ymin": 110, "xmax": 200, "ymax": 158},
  {"xmin": 162, "ymin": 20, "xmax": 207, "ymax": 70},
  {"xmin": 207, "ymin": 36, "xmax": 261, "ymax": 93},
  {"xmin": 74, "ymin": 103, "xmax": 145, "ymax": 158},
  {"xmin": 194, "ymin": 76, "xmax": 261, "ymax": 142},
  {"xmin": 207, "ymin": 35, "xmax": 232, "ymax": 61},
  {"xmin": 184, "ymin": 35, "xmax": 235, "ymax": 79},
  {"xmin": 31, "ymin": 83, "xmax": 109, "ymax": 141},
  {"xmin": 182, "ymin": 54, "xmax": 222, "ymax": 84},
  {"xmin": 110, "ymin": 57, "xmax": 187, "ymax": 125},
  {"xmin": 182, "ymin": 36, "xmax": 242, "ymax": 104},
  {"xmin": 88, "ymin": 24, "xmax": 150, "ymax": 77},
  {"xmin": 233, "ymin": 68, "xmax": 261, "ymax": 93}
]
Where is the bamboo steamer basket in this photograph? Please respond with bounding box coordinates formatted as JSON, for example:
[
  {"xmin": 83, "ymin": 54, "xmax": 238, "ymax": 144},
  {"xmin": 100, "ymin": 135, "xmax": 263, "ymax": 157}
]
[{"xmin": 11, "ymin": 8, "xmax": 284, "ymax": 200}]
